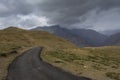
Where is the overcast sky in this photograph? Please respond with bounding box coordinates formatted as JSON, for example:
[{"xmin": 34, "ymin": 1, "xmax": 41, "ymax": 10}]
[{"xmin": 0, "ymin": 0, "xmax": 120, "ymax": 31}]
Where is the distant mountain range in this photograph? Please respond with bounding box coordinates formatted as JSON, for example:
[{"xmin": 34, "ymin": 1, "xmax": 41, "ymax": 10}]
[
  {"xmin": 101, "ymin": 29, "xmax": 120, "ymax": 36},
  {"xmin": 32, "ymin": 25, "xmax": 112, "ymax": 47},
  {"xmin": 32, "ymin": 25, "xmax": 87, "ymax": 47},
  {"xmin": 105, "ymin": 32, "xmax": 120, "ymax": 45}
]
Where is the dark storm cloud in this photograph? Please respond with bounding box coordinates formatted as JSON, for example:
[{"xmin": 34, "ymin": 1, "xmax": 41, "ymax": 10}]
[
  {"xmin": 0, "ymin": 0, "xmax": 35, "ymax": 17},
  {"xmin": 35, "ymin": 0, "xmax": 120, "ymax": 26},
  {"xmin": 0, "ymin": 0, "xmax": 120, "ymax": 30},
  {"xmin": 37, "ymin": 0, "xmax": 96, "ymax": 25},
  {"xmin": 98, "ymin": 0, "xmax": 120, "ymax": 10}
]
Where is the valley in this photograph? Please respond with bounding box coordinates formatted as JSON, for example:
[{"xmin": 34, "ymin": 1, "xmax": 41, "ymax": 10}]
[{"xmin": 0, "ymin": 27, "xmax": 119, "ymax": 80}]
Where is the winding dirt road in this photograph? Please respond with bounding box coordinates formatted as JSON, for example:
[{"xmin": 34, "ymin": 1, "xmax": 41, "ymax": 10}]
[{"xmin": 6, "ymin": 47, "xmax": 92, "ymax": 80}]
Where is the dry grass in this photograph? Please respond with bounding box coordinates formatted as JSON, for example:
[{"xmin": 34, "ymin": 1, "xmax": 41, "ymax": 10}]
[{"xmin": 42, "ymin": 46, "xmax": 120, "ymax": 80}]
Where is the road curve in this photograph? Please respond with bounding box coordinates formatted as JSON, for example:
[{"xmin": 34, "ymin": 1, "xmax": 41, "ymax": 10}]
[{"xmin": 6, "ymin": 47, "xmax": 92, "ymax": 80}]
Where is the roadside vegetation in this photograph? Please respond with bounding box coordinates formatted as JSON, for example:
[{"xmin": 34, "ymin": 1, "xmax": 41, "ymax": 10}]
[{"xmin": 42, "ymin": 46, "xmax": 120, "ymax": 80}]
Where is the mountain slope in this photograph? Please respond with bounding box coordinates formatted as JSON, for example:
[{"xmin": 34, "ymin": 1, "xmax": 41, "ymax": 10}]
[
  {"xmin": 70, "ymin": 29, "xmax": 107, "ymax": 46},
  {"xmin": 32, "ymin": 25, "xmax": 88, "ymax": 47},
  {"xmin": 32, "ymin": 25, "xmax": 107, "ymax": 47},
  {"xmin": 105, "ymin": 32, "xmax": 120, "ymax": 45},
  {"xmin": 0, "ymin": 27, "xmax": 76, "ymax": 56}
]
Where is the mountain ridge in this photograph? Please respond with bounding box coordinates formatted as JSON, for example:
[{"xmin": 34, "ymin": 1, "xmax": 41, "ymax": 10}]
[{"xmin": 32, "ymin": 25, "xmax": 108, "ymax": 47}]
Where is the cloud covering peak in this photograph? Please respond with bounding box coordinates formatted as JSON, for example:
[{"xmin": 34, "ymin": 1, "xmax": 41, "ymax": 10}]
[{"xmin": 0, "ymin": 0, "xmax": 120, "ymax": 31}]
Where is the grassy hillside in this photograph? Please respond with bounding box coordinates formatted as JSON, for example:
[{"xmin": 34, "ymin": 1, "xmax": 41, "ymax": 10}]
[
  {"xmin": 0, "ymin": 27, "xmax": 76, "ymax": 79},
  {"xmin": 0, "ymin": 27, "xmax": 76, "ymax": 56},
  {"xmin": 42, "ymin": 46, "xmax": 120, "ymax": 80}
]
